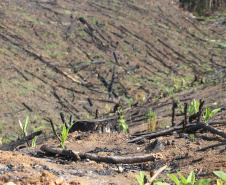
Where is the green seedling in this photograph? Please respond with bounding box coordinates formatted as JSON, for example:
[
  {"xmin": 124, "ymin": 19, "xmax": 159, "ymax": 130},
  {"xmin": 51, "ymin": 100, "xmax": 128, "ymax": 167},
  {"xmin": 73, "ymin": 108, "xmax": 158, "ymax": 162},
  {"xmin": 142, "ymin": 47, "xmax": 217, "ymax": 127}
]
[
  {"xmin": 14, "ymin": 115, "xmax": 30, "ymax": 137},
  {"xmin": 146, "ymin": 109, "xmax": 157, "ymax": 132},
  {"xmin": 154, "ymin": 177, "xmax": 169, "ymax": 185},
  {"xmin": 204, "ymin": 107, "xmax": 221, "ymax": 123},
  {"xmin": 188, "ymin": 99, "xmax": 199, "ymax": 115},
  {"xmin": 60, "ymin": 123, "xmax": 74, "ymax": 149},
  {"xmin": 136, "ymin": 171, "xmax": 150, "ymax": 185},
  {"xmin": 167, "ymin": 170, "xmax": 213, "ymax": 185},
  {"xmin": 118, "ymin": 115, "xmax": 128, "ymax": 133},
  {"xmin": 32, "ymin": 126, "xmax": 45, "ymax": 147},
  {"xmin": 134, "ymin": 170, "xmax": 225, "ymax": 185},
  {"xmin": 213, "ymin": 171, "xmax": 226, "ymax": 185},
  {"xmin": 190, "ymin": 134, "xmax": 194, "ymax": 142}
]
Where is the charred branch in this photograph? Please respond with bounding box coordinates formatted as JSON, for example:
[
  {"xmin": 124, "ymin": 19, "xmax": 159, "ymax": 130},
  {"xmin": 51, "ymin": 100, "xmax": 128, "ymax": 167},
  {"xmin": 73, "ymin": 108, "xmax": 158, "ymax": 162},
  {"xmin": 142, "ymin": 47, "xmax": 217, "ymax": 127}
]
[
  {"xmin": 0, "ymin": 131, "xmax": 42, "ymax": 151},
  {"xmin": 41, "ymin": 145, "xmax": 157, "ymax": 164}
]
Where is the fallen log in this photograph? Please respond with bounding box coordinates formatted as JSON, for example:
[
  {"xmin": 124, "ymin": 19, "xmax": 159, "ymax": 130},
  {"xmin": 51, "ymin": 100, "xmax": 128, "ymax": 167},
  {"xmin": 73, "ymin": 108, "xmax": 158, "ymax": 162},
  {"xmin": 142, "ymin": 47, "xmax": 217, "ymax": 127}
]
[
  {"xmin": 129, "ymin": 120, "xmax": 226, "ymax": 143},
  {"xmin": 41, "ymin": 145, "xmax": 157, "ymax": 164},
  {"xmin": 0, "ymin": 131, "xmax": 42, "ymax": 151},
  {"xmin": 188, "ymin": 123, "xmax": 226, "ymax": 139}
]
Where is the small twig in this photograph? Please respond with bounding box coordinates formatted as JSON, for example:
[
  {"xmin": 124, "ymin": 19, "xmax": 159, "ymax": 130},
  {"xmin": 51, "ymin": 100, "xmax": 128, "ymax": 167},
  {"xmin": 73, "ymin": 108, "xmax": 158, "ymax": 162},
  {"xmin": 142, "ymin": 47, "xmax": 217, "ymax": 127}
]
[
  {"xmin": 87, "ymin": 97, "xmax": 93, "ymax": 107},
  {"xmin": 171, "ymin": 100, "xmax": 177, "ymax": 126},
  {"xmin": 14, "ymin": 67, "xmax": 29, "ymax": 81},
  {"xmin": 197, "ymin": 99, "xmax": 205, "ymax": 123},
  {"xmin": 95, "ymin": 108, "xmax": 99, "ymax": 119},
  {"xmin": 183, "ymin": 103, "xmax": 188, "ymax": 132},
  {"xmin": 47, "ymin": 118, "xmax": 61, "ymax": 143},
  {"xmin": 69, "ymin": 115, "xmax": 74, "ymax": 126},
  {"xmin": 60, "ymin": 112, "xmax": 70, "ymax": 128},
  {"xmin": 113, "ymin": 52, "xmax": 120, "ymax": 64},
  {"xmin": 149, "ymin": 165, "xmax": 168, "ymax": 185},
  {"xmin": 22, "ymin": 102, "xmax": 33, "ymax": 112}
]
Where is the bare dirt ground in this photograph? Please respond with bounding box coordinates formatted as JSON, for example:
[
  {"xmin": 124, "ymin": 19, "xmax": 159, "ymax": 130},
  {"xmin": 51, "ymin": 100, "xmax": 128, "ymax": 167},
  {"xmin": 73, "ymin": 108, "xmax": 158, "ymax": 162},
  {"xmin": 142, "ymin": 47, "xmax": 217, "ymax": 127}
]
[{"xmin": 0, "ymin": 0, "xmax": 225, "ymax": 184}]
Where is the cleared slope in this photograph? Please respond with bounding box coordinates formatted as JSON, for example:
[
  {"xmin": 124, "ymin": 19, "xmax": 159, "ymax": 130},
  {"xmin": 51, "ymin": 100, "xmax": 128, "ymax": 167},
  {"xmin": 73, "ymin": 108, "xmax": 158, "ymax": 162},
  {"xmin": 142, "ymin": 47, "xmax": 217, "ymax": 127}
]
[{"xmin": 0, "ymin": 0, "xmax": 225, "ymax": 142}]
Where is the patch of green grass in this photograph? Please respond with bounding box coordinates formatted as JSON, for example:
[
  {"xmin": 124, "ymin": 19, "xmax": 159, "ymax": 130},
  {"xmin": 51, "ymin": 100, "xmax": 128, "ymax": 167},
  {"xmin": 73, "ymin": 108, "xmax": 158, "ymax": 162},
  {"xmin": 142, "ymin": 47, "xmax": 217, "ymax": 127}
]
[
  {"xmin": 146, "ymin": 109, "xmax": 157, "ymax": 132},
  {"xmin": 60, "ymin": 123, "xmax": 74, "ymax": 149},
  {"xmin": 64, "ymin": 10, "xmax": 72, "ymax": 15}
]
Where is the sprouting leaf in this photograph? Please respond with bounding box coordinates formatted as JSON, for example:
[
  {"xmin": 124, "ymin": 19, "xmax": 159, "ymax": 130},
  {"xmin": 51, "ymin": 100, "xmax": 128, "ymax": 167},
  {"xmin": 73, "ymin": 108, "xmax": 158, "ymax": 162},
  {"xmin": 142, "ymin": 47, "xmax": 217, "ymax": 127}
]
[
  {"xmin": 195, "ymin": 100, "xmax": 199, "ymax": 113},
  {"xmin": 187, "ymin": 170, "xmax": 195, "ymax": 184},
  {"xmin": 24, "ymin": 115, "xmax": 30, "ymax": 136},
  {"xmin": 213, "ymin": 171, "xmax": 226, "ymax": 182},
  {"xmin": 13, "ymin": 128, "xmax": 24, "ymax": 135},
  {"xmin": 194, "ymin": 179, "xmax": 214, "ymax": 185},
  {"xmin": 204, "ymin": 107, "xmax": 210, "ymax": 123},
  {"xmin": 216, "ymin": 179, "xmax": 223, "ymax": 185},
  {"xmin": 209, "ymin": 108, "xmax": 221, "ymax": 118},
  {"xmin": 204, "ymin": 107, "xmax": 221, "ymax": 123},
  {"xmin": 168, "ymin": 174, "xmax": 180, "ymax": 185},
  {"xmin": 19, "ymin": 120, "xmax": 23, "ymax": 131},
  {"xmin": 136, "ymin": 175, "xmax": 144, "ymax": 185},
  {"xmin": 177, "ymin": 171, "xmax": 187, "ymax": 184}
]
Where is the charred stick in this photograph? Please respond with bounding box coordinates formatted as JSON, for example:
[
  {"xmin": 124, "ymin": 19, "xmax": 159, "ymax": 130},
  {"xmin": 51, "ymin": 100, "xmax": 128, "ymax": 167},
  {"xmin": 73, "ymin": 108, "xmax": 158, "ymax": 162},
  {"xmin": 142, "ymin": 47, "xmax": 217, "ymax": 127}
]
[
  {"xmin": 129, "ymin": 120, "xmax": 226, "ymax": 143},
  {"xmin": 48, "ymin": 118, "xmax": 61, "ymax": 143},
  {"xmin": 87, "ymin": 97, "xmax": 93, "ymax": 107},
  {"xmin": 171, "ymin": 100, "xmax": 177, "ymax": 126},
  {"xmin": 188, "ymin": 123, "xmax": 226, "ymax": 139},
  {"xmin": 66, "ymin": 18, "xmax": 78, "ymax": 39},
  {"xmin": 113, "ymin": 52, "xmax": 120, "ymax": 64},
  {"xmin": 197, "ymin": 99, "xmax": 205, "ymax": 123},
  {"xmin": 79, "ymin": 17, "xmax": 94, "ymax": 34},
  {"xmin": 95, "ymin": 108, "xmax": 99, "ymax": 119},
  {"xmin": 196, "ymin": 142, "xmax": 226, "ymax": 152},
  {"xmin": 183, "ymin": 103, "xmax": 188, "ymax": 132},
  {"xmin": 0, "ymin": 131, "xmax": 42, "ymax": 151},
  {"xmin": 14, "ymin": 67, "xmax": 29, "ymax": 81},
  {"xmin": 60, "ymin": 112, "xmax": 70, "ymax": 128},
  {"xmin": 22, "ymin": 102, "xmax": 33, "ymax": 112},
  {"xmin": 109, "ymin": 65, "xmax": 116, "ymax": 98},
  {"xmin": 69, "ymin": 115, "xmax": 74, "ymax": 126},
  {"xmin": 41, "ymin": 145, "xmax": 156, "ymax": 164}
]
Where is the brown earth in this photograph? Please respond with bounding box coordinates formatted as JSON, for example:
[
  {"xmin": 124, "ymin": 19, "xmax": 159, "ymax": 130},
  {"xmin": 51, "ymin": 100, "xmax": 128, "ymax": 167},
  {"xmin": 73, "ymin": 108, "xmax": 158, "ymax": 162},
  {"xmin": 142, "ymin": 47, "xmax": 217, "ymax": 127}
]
[{"xmin": 0, "ymin": 0, "xmax": 225, "ymax": 184}]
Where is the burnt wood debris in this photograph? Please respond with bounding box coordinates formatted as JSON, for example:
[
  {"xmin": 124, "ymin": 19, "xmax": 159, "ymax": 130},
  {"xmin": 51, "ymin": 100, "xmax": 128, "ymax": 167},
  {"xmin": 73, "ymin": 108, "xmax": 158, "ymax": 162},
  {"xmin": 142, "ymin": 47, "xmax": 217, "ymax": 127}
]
[
  {"xmin": 41, "ymin": 145, "xmax": 157, "ymax": 164},
  {"xmin": 1, "ymin": 98, "xmax": 225, "ymax": 165}
]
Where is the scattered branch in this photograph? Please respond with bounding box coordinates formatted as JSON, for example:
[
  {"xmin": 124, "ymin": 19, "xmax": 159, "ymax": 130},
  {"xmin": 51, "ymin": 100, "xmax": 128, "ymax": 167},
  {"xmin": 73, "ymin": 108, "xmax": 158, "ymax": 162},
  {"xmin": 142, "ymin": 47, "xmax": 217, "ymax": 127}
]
[
  {"xmin": 183, "ymin": 103, "xmax": 188, "ymax": 132},
  {"xmin": 196, "ymin": 142, "xmax": 226, "ymax": 152},
  {"xmin": 129, "ymin": 120, "xmax": 226, "ymax": 143},
  {"xmin": 47, "ymin": 118, "xmax": 61, "ymax": 143},
  {"xmin": 0, "ymin": 131, "xmax": 42, "ymax": 151},
  {"xmin": 41, "ymin": 145, "xmax": 156, "ymax": 164}
]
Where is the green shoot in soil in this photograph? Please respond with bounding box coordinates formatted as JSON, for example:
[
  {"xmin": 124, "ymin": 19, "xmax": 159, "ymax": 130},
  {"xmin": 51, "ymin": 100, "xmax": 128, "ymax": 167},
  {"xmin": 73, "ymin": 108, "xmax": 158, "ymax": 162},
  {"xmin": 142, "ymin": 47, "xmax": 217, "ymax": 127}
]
[
  {"xmin": 204, "ymin": 107, "xmax": 221, "ymax": 123},
  {"xmin": 32, "ymin": 126, "xmax": 45, "ymax": 147},
  {"xmin": 118, "ymin": 115, "xmax": 128, "ymax": 133},
  {"xmin": 60, "ymin": 123, "xmax": 74, "ymax": 149},
  {"xmin": 14, "ymin": 115, "xmax": 30, "ymax": 137},
  {"xmin": 146, "ymin": 109, "xmax": 157, "ymax": 132}
]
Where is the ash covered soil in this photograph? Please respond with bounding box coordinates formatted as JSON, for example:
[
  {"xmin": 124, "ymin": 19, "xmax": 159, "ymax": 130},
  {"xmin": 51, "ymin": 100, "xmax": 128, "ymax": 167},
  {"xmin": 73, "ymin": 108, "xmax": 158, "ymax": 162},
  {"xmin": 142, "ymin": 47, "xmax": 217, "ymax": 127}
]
[{"xmin": 0, "ymin": 0, "xmax": 225, "ymax": 184}]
